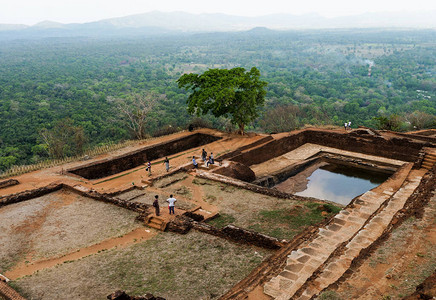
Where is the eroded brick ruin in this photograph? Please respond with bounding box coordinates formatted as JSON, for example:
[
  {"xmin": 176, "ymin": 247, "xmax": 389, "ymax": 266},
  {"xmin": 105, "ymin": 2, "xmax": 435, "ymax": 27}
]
[{"xmin": 0, "ymin": 128, "xmax": 435, "ymax": 300}]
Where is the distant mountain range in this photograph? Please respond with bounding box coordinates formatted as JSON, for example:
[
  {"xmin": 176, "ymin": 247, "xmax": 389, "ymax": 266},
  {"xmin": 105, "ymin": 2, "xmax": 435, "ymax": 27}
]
[{"xmin": 1, "ymin": 10, "xmax": 435, "ymax": 39}]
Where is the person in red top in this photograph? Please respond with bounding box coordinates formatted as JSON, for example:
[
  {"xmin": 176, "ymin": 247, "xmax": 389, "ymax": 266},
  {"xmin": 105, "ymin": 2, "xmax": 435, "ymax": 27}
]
[{"xmin": 152, "ymin": 195, "xmax": 160, "ymax": 216}]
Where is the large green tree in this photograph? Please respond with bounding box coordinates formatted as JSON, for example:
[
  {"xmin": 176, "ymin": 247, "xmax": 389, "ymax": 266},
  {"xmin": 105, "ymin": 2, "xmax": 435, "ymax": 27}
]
[{"xmin": 177, "ymin": 67, "xmax": 267, "ymax": 134}]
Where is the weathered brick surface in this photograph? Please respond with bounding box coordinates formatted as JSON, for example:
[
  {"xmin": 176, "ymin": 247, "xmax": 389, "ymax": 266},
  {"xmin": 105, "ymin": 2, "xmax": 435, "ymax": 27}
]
[
  {"xmin": 0, "ymin": 183, "xmax": 62, "ymax": 207},
  {"xmin": 0, "ymin": 281, "xmax": 26, "ymax": 300},
  {"xmin": 0, "ymin": 179, "xmax": 19, "ymax": 190},
  {"xmin": 167, "ymin": 215, "xmax": 285, "ymax": 249}
]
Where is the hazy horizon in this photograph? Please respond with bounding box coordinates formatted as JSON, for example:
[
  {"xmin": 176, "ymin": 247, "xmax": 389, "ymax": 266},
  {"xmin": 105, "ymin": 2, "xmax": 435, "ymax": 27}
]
[{"xmin": 2, "ymin": 0, "xmax": 436, "ymax": 26}]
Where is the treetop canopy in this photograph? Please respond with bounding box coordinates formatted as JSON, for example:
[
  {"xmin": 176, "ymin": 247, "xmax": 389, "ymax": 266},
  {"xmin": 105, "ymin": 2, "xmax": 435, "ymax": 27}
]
[{"xmin": 177, "ymin": 67, "xmax": 267, "ymax": 133}]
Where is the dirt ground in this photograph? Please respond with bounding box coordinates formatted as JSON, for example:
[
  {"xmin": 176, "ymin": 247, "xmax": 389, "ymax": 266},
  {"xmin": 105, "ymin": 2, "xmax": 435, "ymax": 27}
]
[
  {"xmin": 0, "ymin": 189, "xmax": 141, "ymax": 274},
  {"xmin": 317, "ymin": 191, "xmax": 436, "ymax": 300},
  {"xmin": 11, "ymin": 231, "xmax": 272, "ymax": 300}
]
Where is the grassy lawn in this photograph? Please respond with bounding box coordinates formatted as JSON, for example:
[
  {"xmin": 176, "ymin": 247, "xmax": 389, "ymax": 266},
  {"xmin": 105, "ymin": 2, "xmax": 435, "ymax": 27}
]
[
  {"xmin": 194, "ymin": 177, "xmax": 341, "ymax": 239},
  {"xmin": 208, "ymin": 202, "xmax": 341, "ymax": 240},
  {"xmin": 12, "ymin": 231, "xmax": 272, "ymax": 300}
]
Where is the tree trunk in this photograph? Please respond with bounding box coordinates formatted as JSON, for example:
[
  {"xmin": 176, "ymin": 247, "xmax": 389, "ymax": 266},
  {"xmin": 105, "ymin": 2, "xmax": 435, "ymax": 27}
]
[{"xmin": 238, "ymin": 123, "xmax": 245, "ymax": 135}]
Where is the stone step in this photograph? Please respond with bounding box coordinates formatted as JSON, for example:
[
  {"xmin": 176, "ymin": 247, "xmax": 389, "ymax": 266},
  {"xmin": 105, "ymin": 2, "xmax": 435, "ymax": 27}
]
[
  {"xmin": 295, "ymin": 170, "xmax": 422, "ymax": 299},
  {"xmin": 145, "ymin": 216, "xmax": 167, "ymax": 231},
  {"xmin": 422, "ymin": 162, "xmax": 434, "ymax": 170},
  {"xmin": 264, "ymin": 164, "xmax": 414, "ymax": 299}
]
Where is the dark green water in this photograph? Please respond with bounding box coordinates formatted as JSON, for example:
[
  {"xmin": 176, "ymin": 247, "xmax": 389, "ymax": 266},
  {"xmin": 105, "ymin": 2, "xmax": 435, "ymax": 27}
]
[{"xmin": 295, "ymin": 163, "xmax": 391, "ymax": 205}]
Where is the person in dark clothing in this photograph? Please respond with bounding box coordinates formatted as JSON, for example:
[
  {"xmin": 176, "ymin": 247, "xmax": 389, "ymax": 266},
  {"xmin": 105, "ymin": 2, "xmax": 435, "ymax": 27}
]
[
  {"xmin": 152, "ymin": 195, "xmax": 160, "ymax": 216},
  {"xmin": 163, "ymin": 157, "xmax": 170, "ymax": 172},
  {"xmin": 201, "ymin": 149, "xmax": 207, "ymax": 162}
]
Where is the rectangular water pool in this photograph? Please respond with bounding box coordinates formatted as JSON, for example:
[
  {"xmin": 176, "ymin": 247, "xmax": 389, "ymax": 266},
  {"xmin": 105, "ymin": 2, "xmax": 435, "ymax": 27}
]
[{"xmin": 276, "ymin": 162, "xmax": 392, "ymax": 205}]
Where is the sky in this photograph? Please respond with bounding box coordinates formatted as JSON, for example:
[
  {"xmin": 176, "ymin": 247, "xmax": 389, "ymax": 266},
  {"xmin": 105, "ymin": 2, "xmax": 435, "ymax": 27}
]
[{"xmin": 1, "ymin": 0, "xmax": 436, "ymax": 25}]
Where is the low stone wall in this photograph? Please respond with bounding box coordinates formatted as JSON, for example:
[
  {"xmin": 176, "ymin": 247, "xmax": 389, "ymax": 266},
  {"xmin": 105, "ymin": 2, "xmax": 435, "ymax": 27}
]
[
  {"xmin": 0, "ymin": 183, "xmax": 150, "ymax": 216},
  {"xmin": 68, "ymin": 133, "xmax": 221, "ymax": 180},
  {"xmin": 65, "ymin": 185, "xmax": 150, "ymax": 214},
  {"xmin": 167, "ymin": 215, "xmax": 285, "ymax": 250},
  {"xmin": 0, "ymin": 179, "xmax": 19, "ymax": 190},
  {"xmin": 0, "ymin": 183, "xmax": 63, "ymax": 207}
]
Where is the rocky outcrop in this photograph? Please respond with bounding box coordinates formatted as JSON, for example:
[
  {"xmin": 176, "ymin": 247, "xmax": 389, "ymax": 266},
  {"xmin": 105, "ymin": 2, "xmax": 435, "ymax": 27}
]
[{"xmin": 212, "ymin": 161, "xmax": 256, "ymax": 182}]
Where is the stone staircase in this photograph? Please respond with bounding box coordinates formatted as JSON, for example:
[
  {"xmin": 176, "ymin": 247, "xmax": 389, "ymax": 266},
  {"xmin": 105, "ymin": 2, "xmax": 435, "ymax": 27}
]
[
  {"xmin": 421, "ymin": 148, "xmax": 436, "ymax": 170},
  {"xmin": 145, "ymin": 215, "xmax": 167, "ymax": 231},
  {"xmin": 264, "ymin": 164, "xmax": 423, "ymax": 300}
]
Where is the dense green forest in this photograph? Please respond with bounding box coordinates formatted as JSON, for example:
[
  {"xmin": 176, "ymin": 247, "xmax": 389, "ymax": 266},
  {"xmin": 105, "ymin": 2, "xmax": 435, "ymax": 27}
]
[{"xmin": 0, "ymin": 29, "xmax": 435, "ymax": 171}]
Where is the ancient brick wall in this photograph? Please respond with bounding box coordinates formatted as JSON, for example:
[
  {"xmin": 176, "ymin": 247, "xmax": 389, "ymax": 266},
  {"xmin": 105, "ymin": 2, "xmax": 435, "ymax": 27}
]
[
  {"xmin": 230, "ymin": 131, "xmax": 306, "ymax": 166},
  {"xmin": 229, "ymin": 130, "xmax": 433, "ymax": 167},
  {"xmin": 68, "ymin": 133, "xmax": 221, "ymax": 180},
  {"xmin": 167, "ymin": 216, "xmax": 285, "ymax": 249}
]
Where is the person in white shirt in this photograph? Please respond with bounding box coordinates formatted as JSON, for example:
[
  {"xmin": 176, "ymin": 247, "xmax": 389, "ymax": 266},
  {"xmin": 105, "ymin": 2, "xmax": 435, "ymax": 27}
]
[{"xmin": 166, "ymin": 194, "xmax": 177, "ymax": 215}]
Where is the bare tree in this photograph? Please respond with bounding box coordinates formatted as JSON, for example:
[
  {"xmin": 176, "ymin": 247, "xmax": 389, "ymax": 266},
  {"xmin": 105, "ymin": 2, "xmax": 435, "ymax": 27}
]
[
  {"xmin": 40, "ymin": 118, "xmax": 86, "ymax": 158},
  {"xmin": 405, "ymin": 111, "xmax": 436, "ymax": 130},
  {"xmin": 260, "ymin": 104, "xmax": 301, "ymax": 133},
  {"xmin": 117, "ymin": 93, "xmax": 157, "ymax": 140}
]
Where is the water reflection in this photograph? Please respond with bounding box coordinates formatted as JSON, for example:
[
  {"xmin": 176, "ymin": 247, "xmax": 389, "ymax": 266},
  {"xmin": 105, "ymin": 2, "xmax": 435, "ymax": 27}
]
[{"xmin": 294, "ymin": 164, "xmax": 391, "ymax": 205}]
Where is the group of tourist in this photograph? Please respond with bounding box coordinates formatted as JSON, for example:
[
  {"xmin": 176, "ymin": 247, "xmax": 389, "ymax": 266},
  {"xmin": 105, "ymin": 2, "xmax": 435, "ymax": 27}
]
[
  {"xmin": 146, "ymin": 148, "xmax": 215, "ymax": 176},
  {"xmin": 193, "ymin": 148, "xmax": 214, "ymax": 168},
  {"xmin": 344, "ymin": 121, "xmax": 352, "ymax": 130},
  {"xmin": 145, "ymin": 156, "xmax": 171, "ymax": 176},
  {"xmin": 148, "ymin": 149, "xmax": 216, "ymax": 217},
  {"xmin": 152, "ymin": 194, "xmax": 177, "ymax": 216}
]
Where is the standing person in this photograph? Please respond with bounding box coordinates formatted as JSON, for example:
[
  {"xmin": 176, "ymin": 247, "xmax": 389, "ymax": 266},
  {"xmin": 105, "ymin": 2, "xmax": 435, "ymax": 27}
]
[
  {"xmin": 147, "ymin": 161, "xmax": 152, "ymax": 175},
  {"xmin": 192, "ymin": 156, "xmax": 198, "ymax": 169},
  {"xmin": 166, "ymin": 194, "xmax": 177, "ymax": 215},
  {"xmin": 210, "ymin": 152, "xmax": 214, "ymax": 164},
  {"xmin": 163, "ymin": 157, "xmax": 170, "ymax": 172},
  {"xmin": 344, "ymin": 122, "xmax": 348, "ymax": 131},
  {"xmin": 152, "ymin": 195, "xmax": 160, "ymax": 216},
  {"xmin": 201, "ymin": 149, "xmax": 207, "ymax": 162}
]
